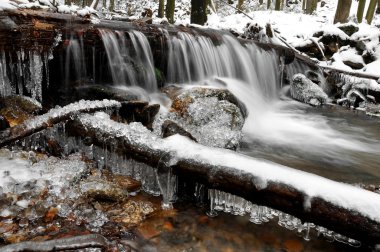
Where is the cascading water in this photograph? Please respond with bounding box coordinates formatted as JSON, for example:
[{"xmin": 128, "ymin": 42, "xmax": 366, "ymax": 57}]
[
  {"xmin": 99, "ymin": 29, "xmax": 157, "ymax": 92},
  {"xmin": 164, "ymin": 31, "xmax": 380, "ymax": 183}
]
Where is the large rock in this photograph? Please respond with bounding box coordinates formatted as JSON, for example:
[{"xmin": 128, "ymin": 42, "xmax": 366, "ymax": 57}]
[
  {"xmin": 154, "ymin": 87, "xmax": 246, "ymax": 150},
  {"xmin": 291, "ymin": 74, "xmax": 328, "ymax": 106}
]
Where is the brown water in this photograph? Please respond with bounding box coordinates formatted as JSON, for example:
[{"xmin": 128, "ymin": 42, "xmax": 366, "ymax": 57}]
[{"xmin": 137, "ymin": 196, "xmax": 368, "ymax": 252}]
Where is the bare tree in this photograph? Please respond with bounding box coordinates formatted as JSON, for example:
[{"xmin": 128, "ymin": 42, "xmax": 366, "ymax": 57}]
[
  {"xmin": 357, "ymin": 0, "xmax": 366, "ymax": 22},
  {"xmin": 267, "ymin": 0, "xmax": 271, "ymax": 9},
  {"xmin": 237, "ymin": 0, "xmax": 245, "ymax": 12},
  {"xmin": 191, "ymin": 0, "xmax": 207, "ymax": 24},
  {"xmin": 365, "ymin": 0, "xmax": 378, "ymax": 24},
  {"xmin": 275, "ymin": 0, "xmax": 281, "ymax": 10},
  {"xmin": 333, "ymin": 0, "xmax": 352, "ymax": 23},
  {"xmin": 166, "ymin": 0, "xmax": 175, "ymax": 24},
  {"xmin": 305, "ymin": 0, "xmax": 318, "ymax": 14},
  {"xmin": 158, "ymin": 0, "xmax": 165, "ymax": 18}
]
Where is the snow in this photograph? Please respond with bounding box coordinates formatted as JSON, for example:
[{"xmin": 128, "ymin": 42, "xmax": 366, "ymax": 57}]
[
  {"xmin": 0, "ymin": 0, "xmax": 17, "ymax": 11},
  {"xmin": 20, "ymin": 99, "xmax": 120, "ymax": 131},
  {"xmin": 77, "ymin": 113, "xmax": 380, "ymax": 223}
]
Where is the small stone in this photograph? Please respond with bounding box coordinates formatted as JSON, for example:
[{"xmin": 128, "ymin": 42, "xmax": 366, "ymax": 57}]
[
  {"xmin": 45, "ymin": 207, "xmax": 58, "ymax": 223},
  {"xmin": 80, "ymin": 179, "xmax": 127, "ymax": 202}
]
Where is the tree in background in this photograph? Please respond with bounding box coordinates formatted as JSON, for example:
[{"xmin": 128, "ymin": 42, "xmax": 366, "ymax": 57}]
[
  {"xmin": 357, "ymin": 0, "xmax": 366, "ymax": 22},
  {"xmin": 275, "ymin": 0, "xmax": 281, "ymax": 10},
  {"xmin": 237, "ymin": 0, "xmax": 245, "ymax": 12},
  {"xmin": 305, "ymin": 0, "xmax": 318, "ymax": 14},
  {"xmin": 191, "ymin": 0, "xmax": 208, "ymax": 24},
  {"xmin": 365, "ymin": 0, "xmax": 378, "ymax": 24},
  {"xmin": 377, "ymin": 0, "xmax": 380, "ymax": 14},
  {"xmin": 267, "ymin": 0, "xmax": 271, "ymax": 9},
  {"xmin": 166, "ymin": 0, "xmax": 175, "ymax": 23},
  {"xmin": 333, "ymin": 0, "xmax": 352, "ymax": 23},
  {"xmin": 158, "ymin": 0, "xmax": 165, "ymax": 18}
]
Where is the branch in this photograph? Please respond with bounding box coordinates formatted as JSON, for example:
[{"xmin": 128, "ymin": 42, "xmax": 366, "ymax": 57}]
[{"xmin": 0, "ymin": 100, "xmax": 121, "ymax": 148}]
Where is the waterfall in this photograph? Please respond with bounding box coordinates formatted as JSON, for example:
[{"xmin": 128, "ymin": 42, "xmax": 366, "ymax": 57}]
[{"xmin": 99, "ymin": 29, "xmax": 157, "ymax": 92}]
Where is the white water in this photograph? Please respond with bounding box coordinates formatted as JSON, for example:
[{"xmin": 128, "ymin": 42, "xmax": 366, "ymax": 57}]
[
  {"xmin": 99, "ymin": 29, "xmax": 157, "ymax": 92},
  {"xmin": 165, "ymin": 32, "xmax": 380, "ymax": 169}
]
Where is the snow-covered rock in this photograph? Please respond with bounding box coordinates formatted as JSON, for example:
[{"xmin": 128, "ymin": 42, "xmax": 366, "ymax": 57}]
[
  {"xmin": 154, "ymin": 87, "xmax": 246, "ymax": 150},
  {"xmin": 291, "ymin": 74, "xmax": 328, "ymax": 106}
]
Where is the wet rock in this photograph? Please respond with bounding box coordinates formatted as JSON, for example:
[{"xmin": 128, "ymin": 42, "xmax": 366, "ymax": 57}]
[
  {"xmin": 162, "ymin": 120, "xmax": 197, "ymax": 142},
  {"xmin": 109, "ymin": 201, "xmax": 154, "ymax": 227},
  {"xmin": 119, "ymin": 101, "xmax": 160, "ymax": 130},
  {"xmin": 171, "ymin": 87, "xmax": 247, "ymax": 119},
  {"xmin": 80, "ymin": 179, "xmax": 127, "ymax": 202},
  {"xmin": 103, "ymin": 172, "xmax": 141, "ymax": 193},
  {"xmin": 291, "ymin": 74, "xmax": 328, "ymax": 106},
  {"xmin": 343, "ymin": 59, "xmax": 365, "ymax": 70},
  {"xmin": 73, "ymin": 85, "xmax": 140, "ymax": 102},
  {"xmin": 155, "ymin": 87, "xmax": 246, "ymax": 150},
  {"xmin": 337, "ymin": 23, "xmax": 359, "ymax": 37},
  {"xmin": 0, "ymin": 115, "xmax": 10, "ymax": 131},
  {"xmin": 305, "ymin": 70, "xmax": 322, "ymax": 85},
  {"xmin": 0, "ymin": 95, "xmax": 42, "ymax": 127}
]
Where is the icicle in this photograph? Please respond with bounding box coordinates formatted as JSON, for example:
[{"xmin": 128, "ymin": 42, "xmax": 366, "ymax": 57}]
[{"xmin": 206, "ymin": 189, "xmax": 218, "ymax": 217}]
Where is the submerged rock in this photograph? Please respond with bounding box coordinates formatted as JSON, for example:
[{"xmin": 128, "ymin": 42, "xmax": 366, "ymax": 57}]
[
  {"xmin": 155, "ymin": 87, "xmax": 246, "ymax": 150},
  {"xmin": 291, "ymin": 74, "xmax": 328, "ymax": 106},
  {"xmin": 80, "ymin": 179, "xmax": 127, "ymax": 202}
]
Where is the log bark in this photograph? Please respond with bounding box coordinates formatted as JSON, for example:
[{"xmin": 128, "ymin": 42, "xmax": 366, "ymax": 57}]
[
  {"xmin": 65, "ymin": 113, "xmax": 380, "ymax": 246},
  {"xmin": 0, "ymin": 100, "xmax": 121, "ymax": 148}
]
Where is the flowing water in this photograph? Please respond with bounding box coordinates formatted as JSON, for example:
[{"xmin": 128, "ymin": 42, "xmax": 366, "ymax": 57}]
[
  {"xmin": 1, "ymin": 27, "xmax": 380, "ymax": 250},
  {"xmin": 163, "ymin": 32, "xmax": 380, "ymax": 185}
]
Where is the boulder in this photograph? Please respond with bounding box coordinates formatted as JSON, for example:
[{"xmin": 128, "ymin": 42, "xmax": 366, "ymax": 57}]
[
  {"xmin": 154, "ymin": 87, "xmax": 246, "ymax": 150},
  {"xmin": 291, "ymin": 74, "xmax": 328, "ymax": 106}
]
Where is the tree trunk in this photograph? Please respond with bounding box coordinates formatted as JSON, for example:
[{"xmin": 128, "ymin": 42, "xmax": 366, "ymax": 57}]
[
  {"xmin": 267, "ymin": 0, "xmax": 271, "ymax": 9},
  {"xmin": 357, "ymin": 0, "xmax": 366, "ymax": 22},
  {"xmin": 237, "ymin": 0, "xmax": 245, "ymax": 12},
  {"xmin": 305, "ymin": 0, "xmax": 317, "ymax": 14},
  {"xmin": 333, "ymin": 0, "xmax": 352, "ymax": 24},
  {"xmin": 302, "ymin": 0, "xmax": 306, "ymax": 10},
  {"xmin": 275, "ymin": 0, "xmax": 281, "ymax": 10},
  {"xmin": 166, "ymin": 0, "xmax": 175, "ymax": 24},
  {"xmin": 365, "ymin": 0, "xmax": 378, "ymax": 24},
  {"xmin": 108, "ymin": 0, "xmax": 114, "ymax": 11},
  {"xmin": 259, "ymin": 0, "xmax": 263, "ymax": 4},
  {"xmin": 377, "ymin": 0, "xmax": 380, "ymax": 13},
  {"xmin": 158, "ymin": 0, "xmax": 165, "ymax": 18},
  {"xmin": 83, "ymin": 0, "xmax": 92, "ymax": 7},
  {"xmin": 191, "ymin": 0, "xmax": 208, "ymax": 25}
]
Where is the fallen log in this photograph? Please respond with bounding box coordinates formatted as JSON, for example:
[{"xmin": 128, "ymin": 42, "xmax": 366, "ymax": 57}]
[
  {"xmin": 322, "ymin": 65, "xmax": 380, "ymax": 81},
  {"xmin": 0, "ymin": 234, "xmax": 110, "ymax": 252},
  {"xmin": 66, "ymin": 113, "xmax": 380, "ymax": 246},
  {"xmin": 0, "ymin": 99, "xmax": 121, "ymax": 148}
]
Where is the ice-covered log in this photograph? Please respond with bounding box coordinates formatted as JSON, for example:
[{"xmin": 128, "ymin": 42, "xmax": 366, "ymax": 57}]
[
  {"xmin": 66, "ymin": 113, "xmax": 380, "ymax": 246},
  {"xmin": 0, "ymin": 99, "xmax": 121, "ymax": 147}
]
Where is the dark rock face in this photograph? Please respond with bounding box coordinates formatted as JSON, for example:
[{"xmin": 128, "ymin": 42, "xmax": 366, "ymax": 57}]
[
  {"xmin": 73, "ymin": 85, "xmax": 141, "ymax": 102},
  {"xmin": 337, "ymin": 23, "xmax": 359, "ymax": 37},
  {"xmin": 0, "ymin": 115, "xmax": 10, "ymax": 131},
  {"xmin": 119, "ymin": 101, "xmax": 160, "ymax": 130},
  {"xmin": 161, "ymin": 120, "xmax": 197, "ymax": 142}
]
